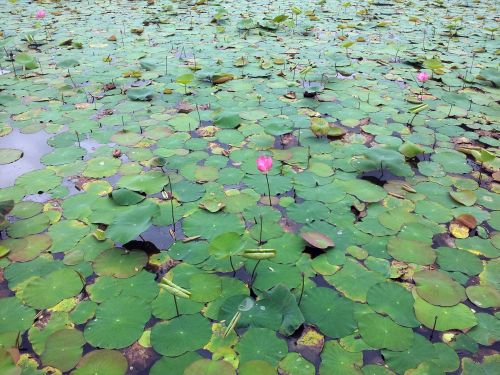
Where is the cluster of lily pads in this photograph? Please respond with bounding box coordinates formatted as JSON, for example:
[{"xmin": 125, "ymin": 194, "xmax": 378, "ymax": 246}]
[{"xmin": 0, "ymin": 0, "xmax": 499, "ymax": 374}]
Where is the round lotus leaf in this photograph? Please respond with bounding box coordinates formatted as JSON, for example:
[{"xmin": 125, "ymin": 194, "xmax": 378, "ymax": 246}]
[
  {"xmin": 242, "ymin": 174, "xmax": 292, "ymax": 196},
  {"xmin": 382, "ymin": 335, "xmax": 435, "ymax": 374},
  {"xmin": 184, "ymin": 359, "xmax": 235, "ymax": 375},
  {"xmin": 239, "ymin": 360, "xmax": 275, "ymax": 375},
  {"xmin": 110, "ymin": 189, "xmax": 145, "ymax": 206},
  {"xmin": 93, "ymin": 248, "xmax": 147, "ymax": 278},
  {"xmin": 324, "ymin": 258, "xmax": 385, "ymax": 303},
  {"xmin": 367, "ymin": 282, "xmax": 419, "ymax": 327},
  {"xmin": 287, "ymin": 201, "xmax": 330, "ymax": 224},
  {"xmin": 183, "ymin": 211, "xmax": 245, "ymax": 240},
  {"xmin": 414, "ymin": 270, "xmax": 466, "ymax": 307},
  {"xmin": 7, "ymin": 212, "xmax": 51, "ymax": 238},
  {"xmin": 0, "ymin": 148, "xmax": 22, "ymax": 164},
  {"xmin": 278, "ymin": 353, "xmax": 315, "ymax": 375},
  {"xmin": 214, "ymin": 113, "xmax": 241, "ymax": 129},
  {"xmin": 189, "ymin": 273, "xmax": 222, "ymax": 302},
  {"xmin": 208, "ymin": 232, "xmax": 247, "ymax": 259},
  {"xmin": 104, "ymin": 201, "xmax": 158, "ymax": 244},
  {"xmin": 84, "ymin": 296, "xmax": 151, "ymax": 349},
  {"xmin": 357, "ymin": 312, "xmax": 414, "ymax": 351},
  {"xmin": 301, "ymin": 231, "xmax": 334, "ymax": 250},
  {"xmin": 235, "ymin": 328, "xmax": 287, "ymax": 366},
  {"xmin": 87, "ymin": 271, "xmax": 159, "ymax": 303},
  {"xmin": 461, "ymin": 354, "xmax": 500, "ymax": 375},
  {"xmin": 110, "ymin": 131, "xmax": 143, "ymax": 147},
  {"xmin": 22, "ymin": 268, "xmax": 84, "ymax": 309},
  {"xmin": 466, "ymin": 285, "xmax": 500, "ymax": 308},
  {"xmin": 450, "ymin": 190, "xmax": 477, "ymax": 206},
  {"xmin": 466, "ymin": 313, "xmax": 500, "ymax": 346},
  {"xmin": 456, "ymin": 237, "xmax": 500, "ymax": 259},
  {"xmin": 150, "ymin": 352, "xmax": 202, "ymax": 375},
  {"xmin": 300, "ymin": 287, "xmax": 356, "ymax": 338},
  {"xmin": 252, "ymin": 261, "xmax": 302, "ymax": 292},
  {"xmin": 41, "ymin": 146, "xmax": 86, "ymax": 166},
  {"xmin": 3, "ymin": 233, "xmax": 51, "ymax": 262},
  {"xmin": 171, "ymin": 180, "xmax": 205, "ymax": 202},
  {"xmin": 341, "ymin": 179, "xmax": 387, "ymax": 202},
  {"xmin": 151, "ymin": 290, "xmax": 203, "ymax": 320},
  {"xmin": 435, "ymin": 247, "xmax": 483, "ymax": 276},
  {"xmin": 151, "ymin": 314, "xmax": 212, "ymax": 357},
  {"xmin": 0, "ymin": 297, "xmax": 36, "ymax": 334},
  {"xmin": 116, "ymin": 171, "xmax": 167, "ymax": 194},
  {"xmin": 72, "ymin": 349, "xmax": 127, "ymax": 375},
  {"xmin": 9, "ymin": 201, "xmax": 42, "ymax": 219},
  {"xmin": 169, "ymin": 241, "xmax": 210, "ymax": 264},
  {"xmin": 414, "ymin": 297, "xmax": 477, "ymax": 331},
  {"xmin": 41, "ymin": 329, "xmax": 85, "ymax": 372},
  {"xmin": 83, "ymin": 157, "xmax": 121, "ymax": 178},
  {"xmin": 70, "ymin": 300, "xmax": 97, "ymax": 325},
  {"xmin": 320, "ymin": 341, "xmax": 363, "ymax": 375},
  {"xmin": 15, "ymin": 169, "xmax": 62, "ymax": 195},
  {"xmin": 387, "ymin": 237, "xmax": 436, "ymax": 265}
]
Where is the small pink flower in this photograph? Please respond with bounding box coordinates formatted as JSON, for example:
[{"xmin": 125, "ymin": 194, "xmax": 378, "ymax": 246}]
[
  {"xmin": 256, "ymin": 155, "xmax": 273, "ymax": 174},
  {"xmin": 36, "ymin": 9, "xmax": 46, "ymax": 19},
  {"xmin": 417, "ymin": 71, "xmax": 430, "ymax": 83},
  {"xmin": 112, "ymin": 149, "xmax": 121, "ymax": 158}
]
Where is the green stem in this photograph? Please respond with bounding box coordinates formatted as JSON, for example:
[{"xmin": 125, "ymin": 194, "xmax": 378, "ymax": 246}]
[
  {"xmin": 265, "ymin": 174, "xmax": 272, "ymax": 206},
  {"xmin": 173, "ymin": 294, "xmax": 179, "ymax": 317},
  {"xmin": 250, "ymin": 259, "xmax": 261, "ymax": 285}
]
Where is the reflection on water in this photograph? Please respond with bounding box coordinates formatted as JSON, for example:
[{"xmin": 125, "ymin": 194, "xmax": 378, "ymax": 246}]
[{"xmin": 0, "ymin": 129, "xmax": 52, "ymax": 188}]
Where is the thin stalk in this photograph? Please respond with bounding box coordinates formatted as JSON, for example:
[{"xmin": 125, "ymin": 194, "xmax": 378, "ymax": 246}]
[
  {"xmin": 173, "ymin": 295, "xmax": 179, "ymax": 317},
  {"xmin": 229, "ymin": 256, "xmax": 236, "ymax": 276},
  {"xmin": 250, "ymin": 259, "xmax": 261, "ymax": 285},
  {"xmin": 167, "ymin": 176, "xmax": 176, "ymax": 236},
  {"xmin": 265, "ymin": 174, "xmax": 272, "ymax": 206},
  {"xmin": 259, "ymin": 214, "xmax": 263, "ymax": 245},
  {"xmin": 298, "ymin": 272, "xmax": 305, "ymax": 305},
  {"xmin": 429, "ymin": 316, "xmax": 438, "ymax": 340}
]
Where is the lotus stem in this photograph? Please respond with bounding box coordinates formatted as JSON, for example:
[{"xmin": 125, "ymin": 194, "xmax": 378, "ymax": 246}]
[
  {"xmin": 167, "ymin": 176, "xmax": 176, "ymax": 236},
  {"xmin": 173, "ymin": 294, "xmax": 179, "ymax": 317},
  {"xmin": 229, "ymin": 256, "xmax": 236, "ymax": 276},
  {"xmin": 250, "ymin": 260, "xmax": 261, "ymax": 286},
  {"xmin": 429, "ymin": 315, "xmax": 438, "ymax": 340},
  {"xmin": 265, "ymin": 174, "xmax": 272, "ymax": 206},
  {"xmin": 298, "ymin": 272, "xmax": 305, "ymax": 306},
  {"xmin": 259, "ymin": 214, "xmax": 263, "ymax": 245}
]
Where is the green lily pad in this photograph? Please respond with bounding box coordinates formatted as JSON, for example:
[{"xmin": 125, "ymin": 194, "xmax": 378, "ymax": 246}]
[
  {"xmin": 414, "ymin": 270, "xmax": 466, "ymax": 307},
  {"xmin": 367, "ymin": 282, "xmax": 419, "ymax": 327},
  {"xmin": 357, "ymin": 312, "xmax": 414, "ymax": 351},
  {"xmin": 93, "ymin": 248, "xmax": 148, "ymax": 278},
  {"xmin": 466, "ymin": 285, "xmax": 500, "ymax": 308},
  {"xmin": 235, "ymin": 328, "xmax": 287, "ymax": 366},
  {"xmin": 387, "ymin": 238, "xmax": 436, "ymax": 265},
  {"xmin": 184, "ymin": 359, "xmax": 235, "ymax": 375},
  {"xmin": 0, "ymin": 148, "xmax": 23, "ymax": 165},
  {"xmin": 414, "ymin": 297, "xmax": 477, "ymax": 331},
  {"xmin": 151, "ymin": 314, "xmax": 212, "ymax": 357},
  {"xmin": 300, "ymin": 287, "xmax": 356, "ymax": 338},
  {"xmin": 72, "ymin": 350, "xmax": 127, "ymax": 375},
  {"xmin": 41, "ymin": 329, "xmax": 85, "ymax": 372},
  {"xmin": 22, "ymin": 268, "xmax": 84, "ymax": 309},
  {"xmin": 84, "ymin": 296, "xmax": 151, "ymax": 349}
]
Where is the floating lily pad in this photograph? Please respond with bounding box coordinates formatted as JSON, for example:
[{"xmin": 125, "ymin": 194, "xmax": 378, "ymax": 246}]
[
  {"xmin": 72, "ymin": 350, "xmax": 127, "ymax": 375},
  {"xmin": 151, "ymin": 314, "xmax": 212, "ymax": 357},
  {"xmin": 84, "ymin": 296, "xmax": 151, "ymax": 349}
]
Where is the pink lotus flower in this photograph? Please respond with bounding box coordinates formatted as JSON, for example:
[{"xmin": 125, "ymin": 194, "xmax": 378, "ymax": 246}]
[
  {"xmin": 416, "ymin": 71, "xmax": 430, "ymax": 83},
  {"xmin": 112, "ymin": 149, "xmax": 121, "ymax": 158},
  {"xmin": 256, "ymin": 155, "xmax": 273, "ymax": 174},
  {"xmin": 36, "ymin": 9, "xmax": 46, "ymax": 19}
]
